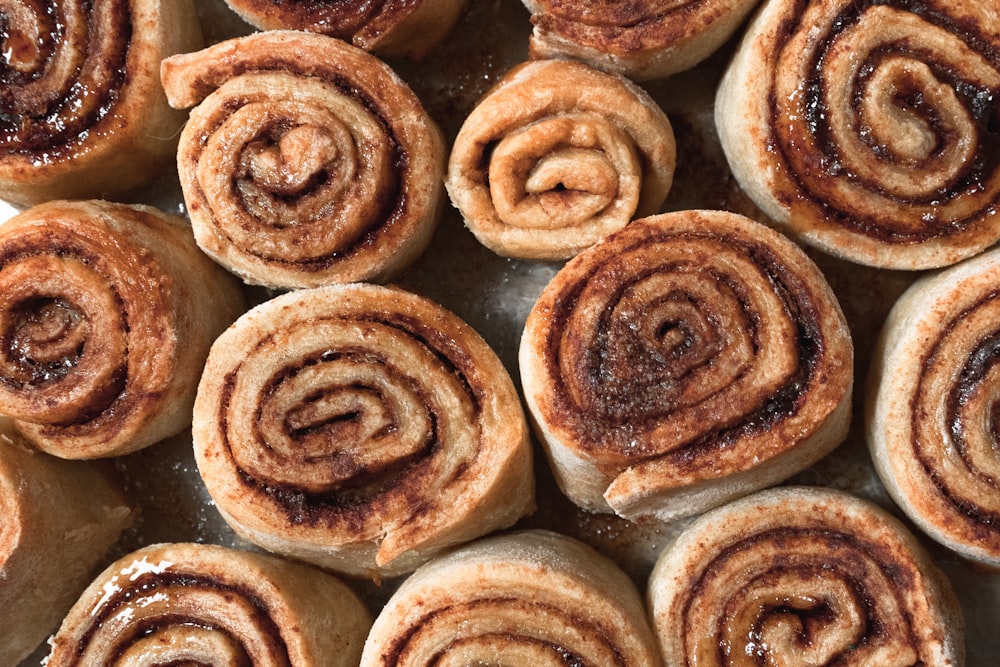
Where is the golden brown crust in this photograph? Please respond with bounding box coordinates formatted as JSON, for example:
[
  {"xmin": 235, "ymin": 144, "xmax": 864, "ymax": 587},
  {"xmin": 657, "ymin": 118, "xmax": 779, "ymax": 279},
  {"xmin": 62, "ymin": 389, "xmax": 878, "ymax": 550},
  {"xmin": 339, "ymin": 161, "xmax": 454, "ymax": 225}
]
[
  {"xmin": 716, "ymin": 0, "xmax": 1000, "ymax": 269},
  {"xmin": 223, "ymin": 0, "xmax": 468, "ymax": 59},
  {"xmin": 0, "ymin": 417, "xmax": 133, "ymax": 666},
  {"xmin": 0, "ymin": 0, "xmax": 202, "ymax": 207},
  {"xmin": 867, "ymin": 248, "xmax": 1000, "ymax": 567},
  {"xmin": 446, "ymin": 59, "xmax": 675, "ymax": 260},
  {"xmin": 648, "ymin": 486, "xmax": 964, "ymax": 666},
  {"xmin": 520, "ymin": 210, "xmax": 853, "ymax": 520},
  {"xmin": 361, "ymin": 530, "xmax": 661, "ymax": 666},
  {"xmin": 192, "ymin": 284, "xmax": 535, "ymax": 578},
  {"xmin": 0, "ymin": 200, "xmax": 245, "ymax": 459},
  {"xmin": 46, "ymin": 542, "xmax": 372, "ymax": 666},
  {"xmin": 523, "ymin": 0, "xmax": 761, "ymax": 80},
  {"xmin": 161, "ymin": 30, "xmax": 446, "ymax": 289}
]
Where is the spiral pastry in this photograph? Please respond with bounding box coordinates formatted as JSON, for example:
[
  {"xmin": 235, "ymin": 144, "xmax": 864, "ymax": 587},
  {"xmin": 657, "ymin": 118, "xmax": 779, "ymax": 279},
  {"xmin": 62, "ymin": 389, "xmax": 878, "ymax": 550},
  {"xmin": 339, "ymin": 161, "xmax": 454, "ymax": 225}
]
[
  {"xmin": 0, "ymin": 417, "xmax": 133, "ymax": 665},
  {"xmin": 866, "ymin": 247, "xmax": 1000, "ymax": 567},
  {"xmin": 192, "ymin": 283, "xmax": 534, "ymax": 578},
  {"xmin": 522, "ymin": 0, "xmax": 763, "ymax": 80},
  {"xmin": 716, "ymin": 0, "xmax": 1000, "ymax": 270},
  {"xmin": 648, "ymin": 486, "xmax": 964, "ymax": 666},
  {"xmin": 222, "ymin": 0, "xmax": 468, "ymax": 60},
  {"xmin": 0, "ymin": 200, "xmax": 246, "ymax": 459},
  {"xmin": 520, "ymin": 209, "xmax": 853, "ymax": 521},
  {"xmin": 446, "ymin": 59, "xmax": 676, "ymax": 260},
  {"xmin": 360, "ymin": 529, "xmax": 661, "ymax": 666},
  {"xmin": 160, "ymin": 31, "xmax": 446, "ymax": 289},
  {"xmin": 0, "ymin": 0, "xmax": 201, "ymax": 208},
  {"xmin": 45, "ymin": 542, "xmax": 372, "ymax": 666}
]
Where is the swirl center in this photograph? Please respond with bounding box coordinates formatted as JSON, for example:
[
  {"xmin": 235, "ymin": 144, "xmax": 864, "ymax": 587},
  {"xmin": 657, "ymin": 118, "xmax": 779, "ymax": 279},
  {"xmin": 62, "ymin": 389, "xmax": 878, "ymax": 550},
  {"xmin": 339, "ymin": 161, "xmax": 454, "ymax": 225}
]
[{"xmin": 488, "ymin": 113, "xmax": 640, "ymax": 230}]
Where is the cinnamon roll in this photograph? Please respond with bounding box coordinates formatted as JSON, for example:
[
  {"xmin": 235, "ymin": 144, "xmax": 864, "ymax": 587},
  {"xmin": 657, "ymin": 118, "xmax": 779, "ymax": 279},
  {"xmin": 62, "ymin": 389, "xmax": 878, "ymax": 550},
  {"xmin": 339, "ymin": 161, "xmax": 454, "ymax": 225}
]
[
  {"xmin": 0, "ymin": 200, "xmax": 245, "ymax": 459},
  {"xmin": 446, "ymin": 59, "xmax": 675, "ymax": 260},
  {"xmin": 0, "ymin": 417, "xmax": 133, "ymax": 666},
  {"xmin": 867, "ymin": 247, "xmax": 1000, "ymax": 567},
  {"xmin": 520, "ymin": 209, "xmax": 853, "ymax": 521},
  {"xmin": 46, "ymin": 542, "xmax": 372, "ymax": 666},
  {"xmin": 160, "ymin": 30, "xmax": 446, "ymax": 289},
  {"xmin": 648, "ymin": 486, "xmax": 964, "ymax": 666},
  {"xmin": 360, "ymin": 529, "xmax": 661, "ymax": 666},
  {"xmin": 222, "ymin": 0, "xmax": 468, "ymax": 60},
  {"xmin": 192, "ymin": 283, "xmax": 534, "ymax": 578},
  {"xmin": 523, "ymin": 0, "xmax": 762, "ymax": 80},
  {"xmin": 716, "ymin": 0, "xmax": 1000, "ymax": 270},
  {"xmin": 0, "ymin": 0, "xmax": 202, "ymax": 208}
]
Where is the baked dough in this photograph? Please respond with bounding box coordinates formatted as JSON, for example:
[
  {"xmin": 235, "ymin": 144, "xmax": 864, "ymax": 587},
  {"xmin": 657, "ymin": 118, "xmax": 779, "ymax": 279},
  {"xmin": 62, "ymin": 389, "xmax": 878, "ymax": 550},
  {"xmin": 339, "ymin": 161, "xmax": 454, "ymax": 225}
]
[
  {"xmin": 193, "ymin": 284, "xmax": 534, "ymax": 578},
  {"xmin": 649, "ymin": 486, "xmax": 964, "ymax": 666},
  {"xmin": 868, "ymin": 247, "xmax": 1000, "ymax": 567},
  {"xmin": 522, "ymin": 0, "xmax": 761, "ymax": 80},
  {"xmin": 447, "ymin": 59, "xmax": 675, "ymax": 260},
  {"xmin": 0, "ymin": 417, "xmax": 133, "ymax": 666},
  {"xmin": 46, "ymin": 542, "xmax": 372, "ymax": 665},
  {"xmin": 222, "ymin": 0, "xmax": 467, "ymax": 60},
  {"xmin": 716, "ymin": 0, "xmax": 1000, "ymax": 269},
  {"xmin": 161, "ymin": 31, "xmax": 446, "ymax": 289},
  {"xmin": 361, "ymin": 529, "xmax": 661, "ymax": 666},
  {"xmin": 520, "ymin": 209, "xmax": 853, "ymax": 520},
  {"xmin": 0, "ymin": 0, "xmax": 202, "ymax": 207},
  {"xmin": 0, "ymin": 200, "xmax": 245, "ymax": 458}
]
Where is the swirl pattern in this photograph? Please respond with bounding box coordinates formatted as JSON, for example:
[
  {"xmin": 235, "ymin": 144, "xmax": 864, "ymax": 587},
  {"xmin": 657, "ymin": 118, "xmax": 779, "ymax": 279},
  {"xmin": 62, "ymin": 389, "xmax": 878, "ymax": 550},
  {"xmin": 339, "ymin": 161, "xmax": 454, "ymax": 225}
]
[
  {"xmin": 160, "ymin": 30, "xmax": 445, "ymax": 289},
  {"xmin": 648, "ymin": 487, "xmax": 964, "ymax": 666},
  {"xmin": 45, "ymin": 542, "xmax": 372, "ymax": 666},
  {"xmin": 716, "ymin": 0, "xmax": 1000, "ymax": 269},
  {"xmin": 446, "ymin": 59, "xmax": 675, "ymax": 260},
  {"xmin": 0, "ymin": 417, "xmax": 133, "ymax": 666},
  {"xmin": 0, "ymin": 0, "xmax": 201, "ymax": 207},
  {"xmin": 222, "ymin": 0, "xmax": 468, "ymax": 59},
  {"xmin": 522, "ymin": 0, "xmax": 762, "ymax": 80},
  {"xmin": 520, "ymin": 210, "xmax": 853, "ymax": 520},
  {"xmin": 361, "ymin": 530, "xmax": 661, "ymax": 667},
  {"xmin": 0, "ymin": 200, "xmax": 245, "ymax": 459},
  {"xmin": 192, "ymin": 284, "xmax": 534, "ymax": 578},
  {"xmin": 868, "ymin": 247, "xmax": 1000, "ymax": 566}
]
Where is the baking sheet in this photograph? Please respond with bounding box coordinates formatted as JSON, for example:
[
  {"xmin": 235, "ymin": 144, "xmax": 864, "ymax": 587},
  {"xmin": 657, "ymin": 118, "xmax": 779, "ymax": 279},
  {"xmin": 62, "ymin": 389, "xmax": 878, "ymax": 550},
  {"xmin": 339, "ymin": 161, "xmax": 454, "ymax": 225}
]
[{"xmin": 6, "ymin": 0, "xmax": 998, "ymax": 663}]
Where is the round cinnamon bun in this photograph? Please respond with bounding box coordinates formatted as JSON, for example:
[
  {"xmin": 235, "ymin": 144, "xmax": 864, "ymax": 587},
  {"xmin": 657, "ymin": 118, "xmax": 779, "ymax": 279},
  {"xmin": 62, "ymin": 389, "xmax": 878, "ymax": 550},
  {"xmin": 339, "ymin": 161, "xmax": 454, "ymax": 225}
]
[
  {"xmin": 716, "ymin": 0, "xmax": 1000, "ymax": 269},
  {"xmin": 361, "ymin": 530, "xmax": 661, "ymax": 666},
  {"xmin": 46, "ymin": 542, "xmax": 372, "ymax": 666},
  {"xmin": 446, "ymin": 59, "xmax": 675, "ymax": 260},
  {"xmin": 868, "ymin": 246, "xmax": 1000, "ymax": 567},
  {"xmin": 649, "ymin": 486, "xmax": 964, "ymax": 666},
  {"xmin": 161, "ymin": 31, "xmax": 446, "ymax": 289},
  {"xmin": 0, "ymin": 200, "xmax": 245, "ymax": 459},
  {"xmin": 0, "ymin": 417, "xmax": 133, "ymax": 665},
  {"xmin": 192, "ymin": 283, "xmax": 534, "ymax": 578},
  {"xmin": 0, "ymin": 0, "xmax": 202, "ymax": 207},
  {"xmin": 522, "ymin": 0, "xmax": 762, "ymax": 80},
  {"xmin": 222, "ymin": 0, "xmax": 467, "ymax": 60},
  {"xmin": 520, "ymin": 209, "xmax": 853, "ymax": 520}
]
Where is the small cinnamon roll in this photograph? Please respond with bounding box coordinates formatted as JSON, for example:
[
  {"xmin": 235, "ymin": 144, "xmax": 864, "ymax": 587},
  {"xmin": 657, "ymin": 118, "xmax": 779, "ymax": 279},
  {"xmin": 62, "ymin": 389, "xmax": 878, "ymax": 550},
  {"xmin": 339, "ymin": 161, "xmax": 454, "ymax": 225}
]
[
  {"xmin": 161, "ymin": 31, "xmax": 446, "ymax": 289},
  {"xmin": 522, "ymin": 0, "xmax": 762, "ymax": 80},
  {"xmin": 46, "ymin": 542, "xmax": 372, "ymax": 666},
  {"xmin": 361, "ymin": 530, "xmax": 661, "ymax": 666},
  {"xmin": 716, "ymin": 0, "xmax": 1000, "ymax": 269},
  {"xmin": 868, "ymin": 247, "xmax": 1000, "ymax": 567},
  {"xmin": 0, "ymin": 0, "xmax": 202, "ymax": 207},
  {"xmin": 0, "ymin": 200, "xmax": 245, "ymax": 459},
  {"xmin": 446, "ymin": 59, "xmax": 675, "ymax": 260},
  {"xmin": 520, "ymin": 209, "xmax": 853, "ymax": 520},
  {"xmin": 0, "ymin": 417, "xmax": 133, "ymax": 666},
  {"xmin": 192, "ymin": 283, "xmax": 534, "ymax": 578},
  {"xmin": 222, "ymin": 0, "xmax": 468, "ymax": 60},
  {"xmin": 649, "ymin": 486, "xmax": 964, "ymax": 666}
]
